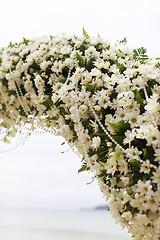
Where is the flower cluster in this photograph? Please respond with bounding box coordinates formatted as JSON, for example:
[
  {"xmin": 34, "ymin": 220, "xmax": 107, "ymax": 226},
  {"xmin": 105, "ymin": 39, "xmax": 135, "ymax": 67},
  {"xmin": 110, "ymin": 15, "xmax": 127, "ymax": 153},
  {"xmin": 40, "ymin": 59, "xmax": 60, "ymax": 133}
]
[{"xmin": 0, "ymin": 30, "xmax": 160, "ymax": 239}]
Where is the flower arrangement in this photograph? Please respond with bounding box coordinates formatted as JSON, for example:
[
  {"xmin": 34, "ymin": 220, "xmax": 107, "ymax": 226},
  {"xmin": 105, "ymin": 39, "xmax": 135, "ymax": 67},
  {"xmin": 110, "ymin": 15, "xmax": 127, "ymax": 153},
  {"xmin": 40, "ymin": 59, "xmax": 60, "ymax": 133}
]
[{"xmin": 0, "ymin": 29, "xmax": 160, "ymax": 239}]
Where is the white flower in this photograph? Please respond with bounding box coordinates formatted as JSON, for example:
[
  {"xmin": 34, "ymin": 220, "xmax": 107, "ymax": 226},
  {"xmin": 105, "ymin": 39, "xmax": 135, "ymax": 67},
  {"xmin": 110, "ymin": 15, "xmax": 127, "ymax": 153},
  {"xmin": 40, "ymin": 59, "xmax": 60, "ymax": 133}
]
[
  {"xmin": 123, "ymin": 211, "xmax": 132, "ymax": 221},
  {"xmin": 90, "ymin": 68, "xmax": 102, "ymax": 77},
  {"xmin": 152, "ymin": 167, "xmax": 160, "ymax": 184},
  {"xmin": 91, "ymin": 136, "xmax": 101, "ymax": 150},
  {"xmin": 85, "ymin": 46, "xmax": 99, "ymax": 58},
  {"xmin": 121, "ymin": 177, "xmax": 130, "ymax": 186},
  {"xmin": 24, "ymin": 80, "xmax": 33, "ymax": 91},
  {"xmin": 123, "ymin": 129, "xmax": 136, "ymax": 145},
  {"xmin": 79, "ymin": 105, "xmax": 88, "ymax": 115},
  {"xmin": 40, "ymin": 60, "xmax": 52, "ymax": 71},
  {"xmin": 51, "ymin": 60, "xmax": 63, "ymax": 73},
  {"xmin": 145, "ymin": 93, "xmax": 160, "ymax": 115},
  {"xmin": 51, "ymin": 93, "xmax": 59, "ymax": 103},
  {"xmin": 140, "ymin": 160, "xmax": 152, "ymax": 174},
  {"xmin": 132, "ymin": 214, "xmax": 151, "ymax": 235},
  {"xmin": 126, "ymin": 146, "xmax": 142, "ymax": 159},
  {"xmin": 136, "ymin": 180, "xmax": 153, "ymax": 197},
  {"xmin": 34, "ymin": 75, "xmax": 44, "ymax": 88},
  {"xmin": 9, "ymin": 95, "xmax": 16, "ymax": 105},
  {"xmin": 60, "ymin": 124, "xmax": 73, "ymax": 141},
  {"xmin": 89, "ymin": 120, "xmax": 99, "ymax": 133},
  {"xmin": 60, "ymin": 46, "xmax": 71, "ymax": 55}
]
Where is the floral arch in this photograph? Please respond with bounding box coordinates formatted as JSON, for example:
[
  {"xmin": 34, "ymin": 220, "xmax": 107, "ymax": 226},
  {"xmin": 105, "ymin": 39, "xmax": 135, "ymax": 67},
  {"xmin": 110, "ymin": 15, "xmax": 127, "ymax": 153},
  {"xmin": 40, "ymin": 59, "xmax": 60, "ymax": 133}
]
[{"xmin": 0, "ymin": 29, "xmax": 160, "ymax": 240}]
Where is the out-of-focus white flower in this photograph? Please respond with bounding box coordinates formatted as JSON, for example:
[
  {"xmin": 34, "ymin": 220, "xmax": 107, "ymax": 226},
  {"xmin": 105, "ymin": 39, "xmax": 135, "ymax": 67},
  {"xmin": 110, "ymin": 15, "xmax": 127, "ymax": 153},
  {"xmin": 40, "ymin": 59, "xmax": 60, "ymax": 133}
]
[{"xmin": 91, "ymin": 136, "xmax": 101, "ymax": 150}]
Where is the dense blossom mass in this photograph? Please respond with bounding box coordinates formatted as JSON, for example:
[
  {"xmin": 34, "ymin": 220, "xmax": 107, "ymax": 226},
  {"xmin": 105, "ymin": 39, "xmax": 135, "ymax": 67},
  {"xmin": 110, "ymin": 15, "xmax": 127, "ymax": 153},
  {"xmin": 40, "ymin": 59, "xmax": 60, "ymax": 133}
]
[{"xmin": 0, "ymin": 31, "xmax": 160, "ymax": 239}]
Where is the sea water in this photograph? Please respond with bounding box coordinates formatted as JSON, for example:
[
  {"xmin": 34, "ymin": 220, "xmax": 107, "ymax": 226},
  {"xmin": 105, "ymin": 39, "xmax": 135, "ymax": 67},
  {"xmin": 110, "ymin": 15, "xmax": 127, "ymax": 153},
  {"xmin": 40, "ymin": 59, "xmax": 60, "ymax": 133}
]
[{"xmin": 0, "ymin": 208, "xmax": 131, "ymax": 240}]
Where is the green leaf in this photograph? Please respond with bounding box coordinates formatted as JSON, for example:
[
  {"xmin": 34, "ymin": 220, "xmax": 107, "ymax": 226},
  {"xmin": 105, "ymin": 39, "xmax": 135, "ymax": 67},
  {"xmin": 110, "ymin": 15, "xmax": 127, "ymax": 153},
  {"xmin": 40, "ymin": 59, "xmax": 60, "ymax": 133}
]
[
  {"xmin": 3, "ymin": 136, "xmax": 11, "ymax": 144},
  {"xmin": 119, "ymin": 38, "xmax": 127, "ymax": 44},
  {"xmin": 76, "ymin": 52, "xmax": 85, "ymax": 67},
  {"xmin": 50, "ymin": 115, "xmax": 59, "ymax": 121},
  {"xmin": 87, "ymin": 176, "xmax": 96, "ymax": 185},
  {"xmin": 110, "ymin": 60, "xmax": 126, "ymax": 73},
  {"xmin": 129, "ymin": 159, "xmax": 141, "ymax": 168},
  {"xmin": 155, "ymin": 62, "xmax": 160, "ymax": 69},
  {"xmin": 82, "ymin": 27, "xmax": 89, "ymax": 39},
  {"xmin": 112, "ymin": 135, "xmax": 125, "ymax": 146},
  {"xmin": 84, "ymin": 84, "xmax": 102, "ymax": 92},
  {"xmin": 78, "ymin": 164, "xmax": 90, "ymax": 173},
  {"xmin": 18, "ymin": 106, "xmax": 27, "ymax": 117},
  {"xmin": 4, "ymin": 89, "xmax": 16, "ymax": 96},
  {"xmin": 116, "ymin": 62, "xmax": 126, "ymax": 73},
  {"xmin": 142, "ymin": 146, "xmax": 155, "ymax": 162},
  {"xmin": 55, "ymin": 78, "xmax": 66, "ymax": 84},
  {"xmin": 8, "ymin": 42, "xmax": 15, "ymax": 48},
  {"xmin": 50, "ymin": 35, "xmax": 54, "ymax": 40},
  {"xmin": 86, "ymin": 57, "xmax": 94, "ymax": 71},
  {"xmin": 40, "ymin": 97, "xmax": 52, "ymax": 110},
  {"xmin": 23, "ymin": 37, "xmax": 29, "ymax": 45},
  {"xmin": 0, "ymin": 70, "xmax": 8, "ymax": 73},
  {"xmin": 0, "ymin": 78, "xmax": 8, "ymax": 87},
  {"xmin": 76, "ymin": 52, "xmax": 94, "ymax": 71},
  {"xmin": 133, "ymin": 47, "xmax": 149, "ymax": 62},
  {"xmin": 133, "ymin": 89, "xmax": 144, "ymax": 105},
  {"xmin": 108, "ymin": 120, "xmax": 131, "ymax": 135}
]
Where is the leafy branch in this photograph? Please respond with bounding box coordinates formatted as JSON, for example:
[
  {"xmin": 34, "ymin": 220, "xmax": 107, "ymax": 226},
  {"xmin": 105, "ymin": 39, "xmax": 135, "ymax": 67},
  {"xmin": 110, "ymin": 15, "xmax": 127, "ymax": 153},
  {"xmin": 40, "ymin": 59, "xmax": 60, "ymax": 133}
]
[
  {"xmin": 119, "ymin": 38, "xmax": 127, "ymax": 44},
  {"xmin": 133, "ymin": 47, "xmax": 149, "ymax": 63},
  {"xmin": 76, "ymin": 52, "xmax": 94, "ymax": 71},
  {"xmin": 155, "ymin": 62, "xmax": 160, "ymax": 69},
  {"xmin": 82, "ymin": 27, "xmax": 89, "ymax": 39}
]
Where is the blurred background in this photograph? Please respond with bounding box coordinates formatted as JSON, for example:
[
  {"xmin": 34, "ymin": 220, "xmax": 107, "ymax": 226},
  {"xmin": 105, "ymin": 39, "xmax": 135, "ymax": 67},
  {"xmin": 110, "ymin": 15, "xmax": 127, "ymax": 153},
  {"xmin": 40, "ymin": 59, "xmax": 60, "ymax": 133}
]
[{"xmin": 0, "ymin": 0, "xmax": 159, "ymax": 239}]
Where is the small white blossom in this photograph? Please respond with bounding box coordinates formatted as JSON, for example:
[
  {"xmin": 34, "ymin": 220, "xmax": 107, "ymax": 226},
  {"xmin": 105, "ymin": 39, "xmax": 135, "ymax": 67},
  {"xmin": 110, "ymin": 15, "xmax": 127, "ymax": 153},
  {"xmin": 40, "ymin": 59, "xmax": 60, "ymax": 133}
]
[{"xmin": 91, "ymin": 136, "xmax": 101, "ymax": 150}]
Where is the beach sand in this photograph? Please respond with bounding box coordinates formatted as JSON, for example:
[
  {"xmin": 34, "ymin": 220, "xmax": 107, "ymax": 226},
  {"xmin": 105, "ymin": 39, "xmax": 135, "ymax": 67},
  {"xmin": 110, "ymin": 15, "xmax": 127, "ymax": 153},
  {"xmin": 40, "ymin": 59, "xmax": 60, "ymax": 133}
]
[{"xmin": 0, "ymin": 208, "xmax": 132, "ymax": 240}]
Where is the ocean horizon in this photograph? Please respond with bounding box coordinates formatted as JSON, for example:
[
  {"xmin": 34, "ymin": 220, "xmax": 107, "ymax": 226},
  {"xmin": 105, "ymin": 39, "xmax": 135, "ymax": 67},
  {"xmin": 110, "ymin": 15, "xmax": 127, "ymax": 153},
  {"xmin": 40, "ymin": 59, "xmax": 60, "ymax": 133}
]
[{"xmin": 0, "ymin": 207, "xmax": 131, "ymax": 240}]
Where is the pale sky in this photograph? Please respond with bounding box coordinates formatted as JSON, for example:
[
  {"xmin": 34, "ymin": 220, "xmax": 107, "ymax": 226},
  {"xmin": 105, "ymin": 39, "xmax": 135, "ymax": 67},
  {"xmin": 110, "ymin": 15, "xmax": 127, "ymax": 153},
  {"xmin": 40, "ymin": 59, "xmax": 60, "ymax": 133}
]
[{"xmin": 0, "ymin": 0, "xmax": 160, "ymax": 210}]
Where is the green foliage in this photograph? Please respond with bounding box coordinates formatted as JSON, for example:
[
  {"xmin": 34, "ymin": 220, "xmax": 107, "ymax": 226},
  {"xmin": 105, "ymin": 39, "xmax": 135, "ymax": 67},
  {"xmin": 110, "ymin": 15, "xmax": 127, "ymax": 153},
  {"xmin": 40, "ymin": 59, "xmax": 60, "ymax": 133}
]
[
  {"xmin": 112, "ymin": 135, "xmax": 125, "ymax": 147},
  {"xmin": 23, "ymin": 38, "xmax": 30, "ymax": 45},
  {"xmin": 41, "ymin": 97, "xmax": 52, "ymax": 110},
  {"xmin": 18, "ymin": 106, "xmax": 27, "ymax": 117},
  {"xmin": 129, "ymin": 159, "xmax": 141, "ymax": 168},
  {"xmin": 78, "ymin": 163, "xmax": 90, "ymax": 173},
  {"xmin": 55, "ymin": 78, "xmax": 66, "ymax": 84},
  {"xmin": 119, "ymin": 37, "xmax": 127, "ymax": 44},
  {"xmin": 0, "ymin": 78, "xmax": 8, "ymax": 87},
  {"xmin": 87, "ymin": 57, "xmax": 95, "ymax": 71},
  {"xmin": 76, "ymin": 52, "xmax": 94, "ymax": 71},
  {"xmin": 82, "ymin": 27, "xmax": 89, "ymax": 39},
  {"xmin": 108, "ymin": 120, "xmax": 131, "ymax": 136},
  {"xmin": 8, "ymin": 42, "xmax": 15, "ymax": 48},
  {"xmin": 50, "ymin": 115, "xmax": 59, "ymax": 121},
  {"xmin": 115, "ymin": 62, "xmax": 126, "ymax": 73},
  {"xmin": 109, "ymin": 59, "xmax": 126, "ymax": 73},
  {"xmin": 76, "ymin": 52, "xmax": 84, "ymax": 66},
  {"xmin": 142, "ymin": 146, "xmax": 155, "ymax": 163},
  {"xmin": 133, "ymin": 89, "xmax": 144, "ymax": 105},
  {"xmin": 87, "ymin": 176, "xmax": 96, "ymax": 185},
  {"xmin": 0, "ymin": 69, "xmax": 9, "ymax": 73},
  {"xmin": 133, "ymin": 47, "xmax": 149, "ymax": 62},
  {"xmin": 155, "ymin": 62, "xmax": 160, "ymax": 69},
  {"xmin": 109, "ymin": 91, "xmax": 118, "ymax": 102},
  {"xmin": 4, "ymin": 89, "xmax": 16, "ymax": 96},
  {"xmin": 84, "ymin": 84, "xmax": 102, "ymax": 92},
  {"xmin": 50, "ymin": 35, "xmax": 54, "ymax": 41},
  {"xmin": 29, "ymin": 62, "xmax": 40, "ymax": 71}
]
